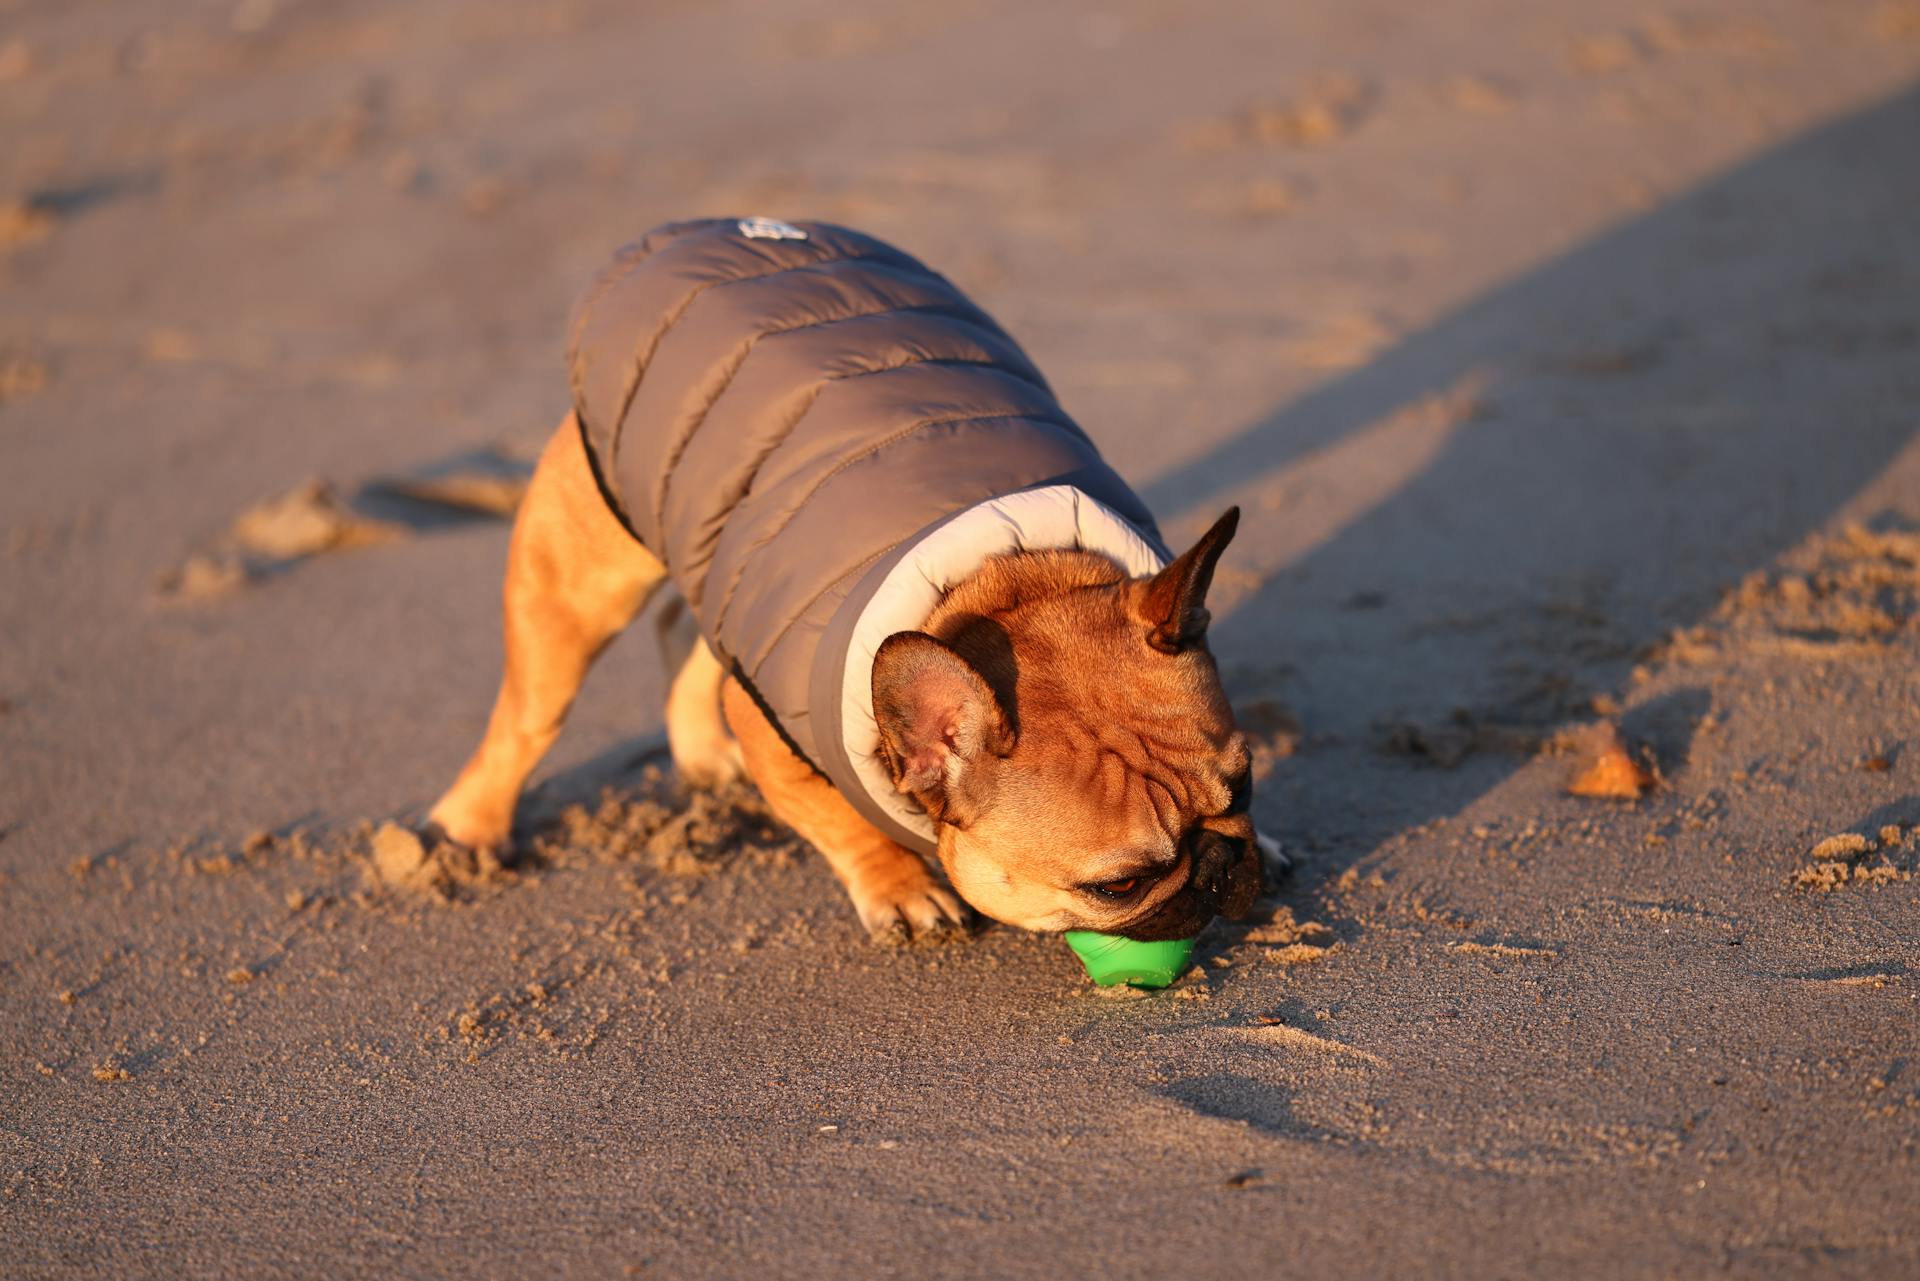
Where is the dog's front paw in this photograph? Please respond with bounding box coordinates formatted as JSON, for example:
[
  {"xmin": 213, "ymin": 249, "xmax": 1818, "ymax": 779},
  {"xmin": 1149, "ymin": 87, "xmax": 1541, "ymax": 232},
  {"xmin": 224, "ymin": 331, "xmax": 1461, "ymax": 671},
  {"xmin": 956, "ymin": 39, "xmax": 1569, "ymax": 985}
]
[
  {"xmin": 424, "ymin": 797, "xmax": 513, "ymax": 865},
  {"xmin": 850, "ymin": 863, "xmax": 973, "ymax": 946}
]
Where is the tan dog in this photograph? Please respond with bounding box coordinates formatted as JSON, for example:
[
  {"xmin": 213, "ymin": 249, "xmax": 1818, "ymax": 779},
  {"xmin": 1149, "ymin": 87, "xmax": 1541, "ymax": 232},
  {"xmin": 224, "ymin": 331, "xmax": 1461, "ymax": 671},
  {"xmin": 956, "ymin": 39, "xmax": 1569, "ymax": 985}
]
[
  {"xmin": 426, "ymin": 220, "xmax": 1272, "ymax": 944},
  {"xmin": 426, "ymin": 419, "xmax": 1266, "ymax": 942}
]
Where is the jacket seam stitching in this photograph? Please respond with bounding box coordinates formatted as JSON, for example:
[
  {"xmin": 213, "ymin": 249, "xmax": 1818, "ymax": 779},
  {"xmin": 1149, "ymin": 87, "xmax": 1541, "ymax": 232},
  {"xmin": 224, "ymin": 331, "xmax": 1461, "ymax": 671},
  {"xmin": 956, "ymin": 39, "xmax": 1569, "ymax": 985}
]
[
  {"xmin": 658, "ymin": 306, "xmax": 1035, "ymax": 607},
  {"xmin": 737, "ymin": 541, "xmax": 902, "ymax": 692},
  {"xmin": 600, "ymin": 249, "xmax": 908, "ymax": 532},
  {"xmin": 651, "ymin": 302, "xmax": 1028, "ymax": 548}
]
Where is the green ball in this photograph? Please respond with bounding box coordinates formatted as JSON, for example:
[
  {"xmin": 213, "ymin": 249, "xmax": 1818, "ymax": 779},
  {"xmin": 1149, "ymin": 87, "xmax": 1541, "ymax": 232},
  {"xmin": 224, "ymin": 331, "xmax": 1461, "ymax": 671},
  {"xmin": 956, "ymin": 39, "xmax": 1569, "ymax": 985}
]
[{"xmin": 1064, "ymin": 931, "xmax": 1197, "ymax": 989}]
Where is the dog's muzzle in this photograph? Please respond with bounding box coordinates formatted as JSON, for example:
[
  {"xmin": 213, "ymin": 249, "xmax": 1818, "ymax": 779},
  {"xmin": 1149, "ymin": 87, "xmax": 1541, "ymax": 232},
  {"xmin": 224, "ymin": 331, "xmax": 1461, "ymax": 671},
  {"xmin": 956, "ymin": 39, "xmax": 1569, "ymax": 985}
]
[{"xmin": 1121, "ymin": 828, "xmax": 1263, "ymax": 941}]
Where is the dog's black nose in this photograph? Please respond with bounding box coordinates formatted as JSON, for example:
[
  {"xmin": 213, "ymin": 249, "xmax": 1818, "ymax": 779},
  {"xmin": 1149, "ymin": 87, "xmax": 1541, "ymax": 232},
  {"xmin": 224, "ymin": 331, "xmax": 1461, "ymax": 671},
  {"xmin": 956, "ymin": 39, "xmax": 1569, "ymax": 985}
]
[{"xmin": 1190, "ymin": 830, "xmax": 1237, "ymax": 898}]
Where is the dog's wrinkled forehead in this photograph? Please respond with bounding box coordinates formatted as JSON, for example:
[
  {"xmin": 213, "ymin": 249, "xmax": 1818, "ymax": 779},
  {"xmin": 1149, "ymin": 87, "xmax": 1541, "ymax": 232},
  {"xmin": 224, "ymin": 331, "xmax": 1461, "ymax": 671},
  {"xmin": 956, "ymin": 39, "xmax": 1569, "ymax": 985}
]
[
  {"xmin": 979, "ymin": 658, "xmax": 1246, "ymax": 849},
  {"xmin": 1026, "ymin": 646, "xmax": 1243, "ymax": 788}
]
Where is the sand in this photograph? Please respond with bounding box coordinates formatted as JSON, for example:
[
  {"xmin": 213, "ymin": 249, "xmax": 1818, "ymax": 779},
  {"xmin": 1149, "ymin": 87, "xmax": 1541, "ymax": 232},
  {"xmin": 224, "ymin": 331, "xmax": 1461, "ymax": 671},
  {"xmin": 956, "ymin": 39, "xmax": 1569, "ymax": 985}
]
[
  {"xmin": 230, "ymin": 479, "xmax": 400, "ymax": 561},
  {"xmin": 157, "ymin": 455, "xmax": 530, "ymax": 601},
  {"xmin": 156, "ymin": 478, "xmax": 403, "ymax": 600},
  {"xmin": 4, "ymin": 1, "xmax": 1920, "ymax": 1277}
]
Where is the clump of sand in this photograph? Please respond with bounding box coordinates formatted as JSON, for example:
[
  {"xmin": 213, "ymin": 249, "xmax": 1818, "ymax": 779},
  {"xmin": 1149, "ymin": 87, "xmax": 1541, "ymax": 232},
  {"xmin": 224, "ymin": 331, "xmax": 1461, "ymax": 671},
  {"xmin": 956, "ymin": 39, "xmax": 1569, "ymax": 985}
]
[
  {"xmin": 232, "ymin": 478, "xmax": 400, "ymax": 559},
  {"xmin": 1447, "ymin": 939, "xmax": 1559, "ymax": 960},
  {"xmin": 154, "ymin": 553, "xmax": 250, "ymax": 601},
  {"xmin": 1655, "ymin": 522, "xmax": 1920, "ymax": 665},
  {"xmin": 1791, "ymin": 825, "xmax": 1913, "ymax": 892},
  {"xmin": 367, "ymin": 822, "xmax": 510, "ymax": 899},
  {"xmin": 1227, "ymin": 1017, "xmax": 1388, "ymax": 1067},
  {"xmin": 1559, "ymin": 722, "xmax": 1659, "ymax": 800},
  {"xmin": 0, "ymin": 195, "xmax": 56, "ymax": 248},
  {"xmin": 1232, "ymin": 905, "xmax": 1338, "ymax": 965},
  {"xmin": 1810, "ymin": 833, "xmax": 1873, "ymax": 862},
  {"xmin": 181, "ymin": 771, "xmax": 799, "ymax": 912},
  {"xmin": 157, "ymin": 478, "xmax": 403, "ymax": 601},
  {"xmin": 158, "ymin": 453, "xmax": 533, "ymax": 602},
  {"xmin": 530, "ymin": 778, "xmax": 801, "ymax": 875},
  {"xmin": 1721, "ymin": 525, "xmax": 1916, "ymax": 637}
]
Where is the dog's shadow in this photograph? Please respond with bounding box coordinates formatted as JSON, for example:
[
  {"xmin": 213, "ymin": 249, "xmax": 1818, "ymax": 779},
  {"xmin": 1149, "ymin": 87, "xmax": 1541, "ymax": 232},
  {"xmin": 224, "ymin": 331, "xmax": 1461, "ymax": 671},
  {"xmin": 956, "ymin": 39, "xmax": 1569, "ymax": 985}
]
[{"xmin": 514, "ymin": 731, "xmax": 674, "ymax": 833}]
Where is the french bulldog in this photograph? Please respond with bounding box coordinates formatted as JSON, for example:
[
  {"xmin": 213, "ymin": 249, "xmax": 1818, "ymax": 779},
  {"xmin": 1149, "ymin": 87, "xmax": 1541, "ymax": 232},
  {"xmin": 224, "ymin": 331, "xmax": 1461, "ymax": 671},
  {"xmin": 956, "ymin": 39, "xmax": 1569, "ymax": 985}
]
[{"xmin": 425, "ymin": 218, "xmax": 1277, "ymax": 945}]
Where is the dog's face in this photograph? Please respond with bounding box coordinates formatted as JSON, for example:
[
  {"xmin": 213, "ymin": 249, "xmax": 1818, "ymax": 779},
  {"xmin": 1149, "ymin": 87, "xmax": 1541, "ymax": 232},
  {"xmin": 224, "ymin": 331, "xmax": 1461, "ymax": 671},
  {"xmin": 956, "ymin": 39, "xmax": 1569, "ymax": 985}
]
[{"xmin": 872, "ymin": 509, "xmax": 1261, "ymax": 940}]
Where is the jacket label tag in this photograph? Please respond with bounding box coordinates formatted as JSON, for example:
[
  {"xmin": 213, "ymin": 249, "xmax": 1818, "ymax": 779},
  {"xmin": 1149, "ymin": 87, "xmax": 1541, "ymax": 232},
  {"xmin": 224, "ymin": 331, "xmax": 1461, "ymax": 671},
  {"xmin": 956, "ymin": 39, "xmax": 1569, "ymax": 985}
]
[{"xmin": 737, "ymin": 217, "xmax": 809, "ymax": 241}]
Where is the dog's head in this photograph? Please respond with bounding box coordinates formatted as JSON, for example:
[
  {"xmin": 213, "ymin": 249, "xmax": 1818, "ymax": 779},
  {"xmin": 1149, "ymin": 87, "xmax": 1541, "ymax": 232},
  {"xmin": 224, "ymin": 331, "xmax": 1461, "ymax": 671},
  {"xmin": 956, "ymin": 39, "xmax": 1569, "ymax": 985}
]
[{"xmin": 872, "ymin": 508, "xmax": 1260, "ymax": 940}]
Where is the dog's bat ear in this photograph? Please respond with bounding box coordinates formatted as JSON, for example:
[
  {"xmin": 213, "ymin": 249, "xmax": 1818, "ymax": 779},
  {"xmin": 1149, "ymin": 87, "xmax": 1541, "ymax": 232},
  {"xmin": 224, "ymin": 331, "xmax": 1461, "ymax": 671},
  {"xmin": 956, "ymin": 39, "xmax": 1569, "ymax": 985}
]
[
  {"xmin": 872, "ymin": 631, "xmax": 1013, "ymax": 806},
  {"xmin": 1137, "ymin": 506, "xmax": 1239, "ymax": 653}
]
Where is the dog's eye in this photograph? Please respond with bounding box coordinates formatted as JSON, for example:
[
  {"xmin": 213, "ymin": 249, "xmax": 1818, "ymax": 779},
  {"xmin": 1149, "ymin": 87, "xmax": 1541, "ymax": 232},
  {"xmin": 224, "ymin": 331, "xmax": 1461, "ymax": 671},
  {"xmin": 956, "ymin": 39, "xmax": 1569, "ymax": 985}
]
[{"xmin": 1091, "ymin": 876, "xmax": 1142, "ymax": 899}]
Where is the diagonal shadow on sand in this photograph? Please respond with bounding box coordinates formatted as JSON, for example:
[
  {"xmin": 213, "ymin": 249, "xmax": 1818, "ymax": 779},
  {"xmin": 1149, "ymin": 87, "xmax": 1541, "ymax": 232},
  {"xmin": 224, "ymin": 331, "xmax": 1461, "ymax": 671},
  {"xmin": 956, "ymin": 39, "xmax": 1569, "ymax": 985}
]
[
  {"xmin": 1139, "ymin": 84, "xmax": 1920, "ymax": 870},
  {"xmin": 515, "ymin": 86, "xmax": 1920, "ymax": 893}
]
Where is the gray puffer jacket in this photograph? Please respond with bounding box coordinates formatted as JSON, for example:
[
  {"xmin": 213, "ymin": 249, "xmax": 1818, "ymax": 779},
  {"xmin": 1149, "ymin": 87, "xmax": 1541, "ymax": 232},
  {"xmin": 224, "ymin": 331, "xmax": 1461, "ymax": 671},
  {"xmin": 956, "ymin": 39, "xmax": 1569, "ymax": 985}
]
[{"xmin": 568, "ymin": 217, "xmax": 1166, "ymax": 851}]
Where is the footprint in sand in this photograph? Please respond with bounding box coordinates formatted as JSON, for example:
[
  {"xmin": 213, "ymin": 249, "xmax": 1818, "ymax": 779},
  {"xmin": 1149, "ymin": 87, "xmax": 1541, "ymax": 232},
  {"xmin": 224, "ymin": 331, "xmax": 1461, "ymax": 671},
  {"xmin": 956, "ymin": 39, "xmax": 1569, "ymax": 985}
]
[{"xmin": 155, "ymin": 446, "xmax": 535, "ymax": 602}]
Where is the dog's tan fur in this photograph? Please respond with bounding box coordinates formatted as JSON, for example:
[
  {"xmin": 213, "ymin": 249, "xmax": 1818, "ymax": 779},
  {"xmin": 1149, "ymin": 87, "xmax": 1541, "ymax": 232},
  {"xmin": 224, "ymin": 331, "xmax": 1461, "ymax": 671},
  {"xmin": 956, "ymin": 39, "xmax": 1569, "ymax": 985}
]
[
  {"xmin": 895, "ymin": 549, "xmax": 1258, "ymax": 935},
  {"xmin": 429, "ymin": 414, "xmax": 1260, "ymax": 943}
]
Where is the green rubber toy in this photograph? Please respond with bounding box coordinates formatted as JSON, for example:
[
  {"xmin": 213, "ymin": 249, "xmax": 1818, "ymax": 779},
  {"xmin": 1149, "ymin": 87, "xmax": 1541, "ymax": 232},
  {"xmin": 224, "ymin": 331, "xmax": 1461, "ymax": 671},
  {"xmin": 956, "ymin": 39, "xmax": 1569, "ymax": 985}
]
[{"xmin": 1064, "ymin": 931, "xmax": 1196, "ymax": 989}]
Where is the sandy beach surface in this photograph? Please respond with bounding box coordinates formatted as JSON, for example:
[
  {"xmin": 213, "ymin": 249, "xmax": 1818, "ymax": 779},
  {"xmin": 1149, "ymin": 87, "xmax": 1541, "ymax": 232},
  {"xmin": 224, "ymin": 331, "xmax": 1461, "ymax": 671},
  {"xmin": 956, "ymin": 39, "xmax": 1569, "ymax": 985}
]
[{"xmin": 4, "ymin": 1, "xmax": 1919, "ymax": 1276}]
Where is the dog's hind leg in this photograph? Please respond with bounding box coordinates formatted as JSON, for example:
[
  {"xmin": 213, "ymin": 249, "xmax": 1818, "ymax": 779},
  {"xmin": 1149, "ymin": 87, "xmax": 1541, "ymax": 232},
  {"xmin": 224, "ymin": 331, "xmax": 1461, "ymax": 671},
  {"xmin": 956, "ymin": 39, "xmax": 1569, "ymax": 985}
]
[
  {"xmin": 427, "ymin": 415, "xmax": 665, "ymax": 856},
  {"xmin": 656, "ymin": 601, "xmax": 745, "ymax": 789}
]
